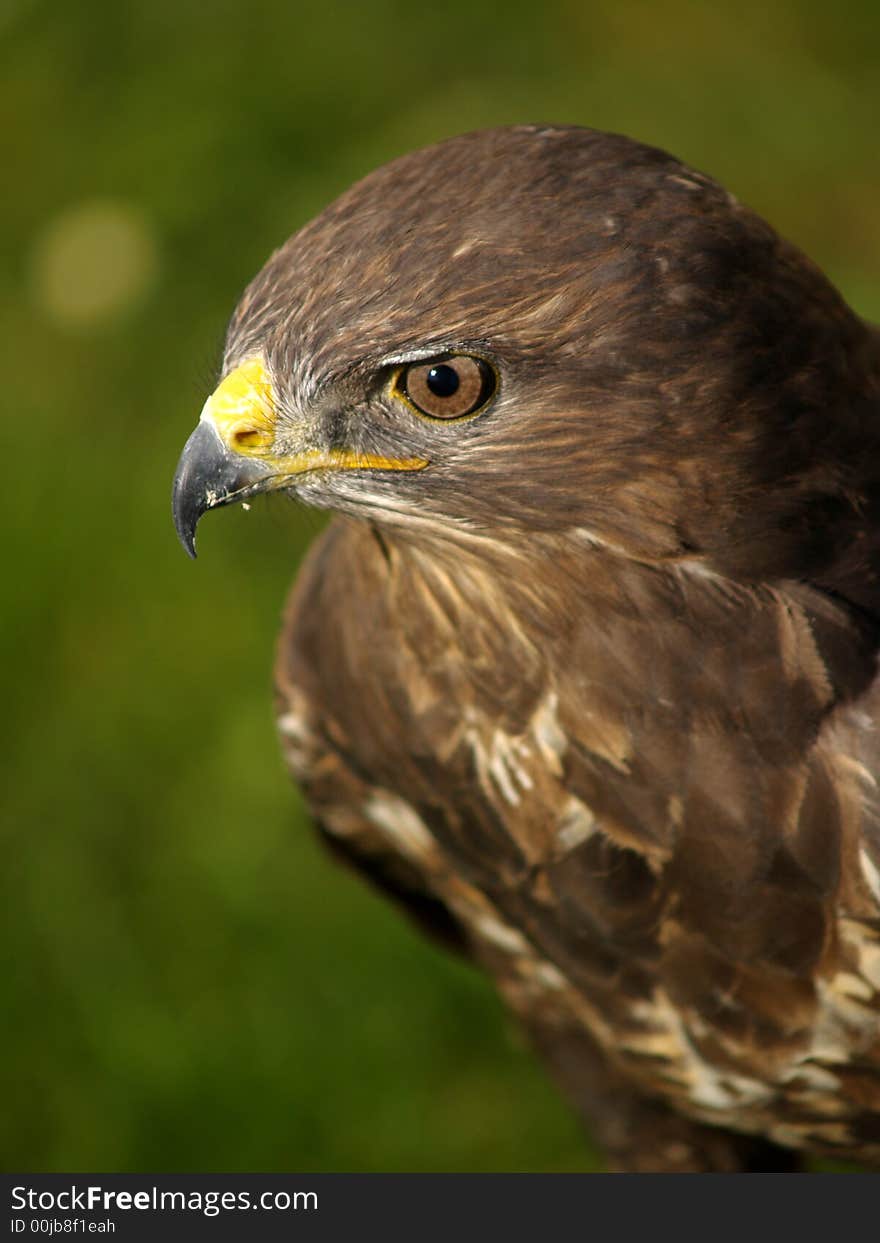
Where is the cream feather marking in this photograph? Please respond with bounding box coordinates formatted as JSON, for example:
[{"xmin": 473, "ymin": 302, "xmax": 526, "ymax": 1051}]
[
  {"xmin": 278, "ymin": 651, "xmax": 880, "ymax": 1159},
  {"xmin": 278, "ymin": 669, "xmax": 820, "ymax": 1136}
]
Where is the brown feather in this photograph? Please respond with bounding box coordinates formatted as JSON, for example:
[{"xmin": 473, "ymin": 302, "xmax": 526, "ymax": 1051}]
[{"xmin": 199, "ymin": 125, "xmax": 880, "ymax": 1169}]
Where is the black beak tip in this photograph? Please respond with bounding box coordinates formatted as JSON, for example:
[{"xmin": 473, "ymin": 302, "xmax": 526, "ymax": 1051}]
[
  {"xmin": 172, "ymin": 462, "xmax": 204, "ymax": 559},
  {"xmin": 172, "ymin": 419, "xmax": 271, "ymax": 560},
  {"xmin": 179, "ymin": 527, "xmax": 198, "ymax": 560},
  {"xmin": 172, "ymin": 423, "xmax": 217, "ymax": 560},
  {"xmin": 171, "ymin": 469, "xmax": 201, "ymax": 559}
]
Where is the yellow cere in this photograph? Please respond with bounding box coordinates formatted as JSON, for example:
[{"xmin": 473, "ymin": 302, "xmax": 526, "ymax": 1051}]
[
  {"xmin": 201, "ymin": 357, "xmax": 429, "ymax": 477},
  {"xmin": 201, "ymin": 358, "xmax": 277, "ymax": 454}
]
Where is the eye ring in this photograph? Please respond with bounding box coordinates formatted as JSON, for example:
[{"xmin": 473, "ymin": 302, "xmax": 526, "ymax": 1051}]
[{"xmin": 392, "ymin": 354, "xmax": 497, "ymax": 421}]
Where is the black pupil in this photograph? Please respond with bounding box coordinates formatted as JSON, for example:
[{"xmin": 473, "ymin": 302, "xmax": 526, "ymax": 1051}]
[{"xmin": 425, "ymin": 364, "xmax": 460, "ymax": 398}]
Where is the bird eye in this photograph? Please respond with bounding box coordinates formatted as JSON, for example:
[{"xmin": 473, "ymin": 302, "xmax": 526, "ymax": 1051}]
[{"xmin": 395, "ymin": 355, "xmax": 496, "ymax": 420}]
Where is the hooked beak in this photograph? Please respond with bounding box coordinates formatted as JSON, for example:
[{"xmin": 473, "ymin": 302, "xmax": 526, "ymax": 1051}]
[
  {"xmin": 172, "ymin": 356, "xmax": 429, "ymax": 558},
  {"xmin": 172, "ymin": 419, "xmax": 272, "ymax": 558},
  {"xmin": 171, "ymin": 358, "xmax": 276, "ymax": 558}
]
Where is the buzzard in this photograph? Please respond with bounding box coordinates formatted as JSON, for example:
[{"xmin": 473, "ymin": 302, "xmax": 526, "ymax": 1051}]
[{"xmin": 172, "ymin": 125, "xmax": 880, "ymax": 1172}]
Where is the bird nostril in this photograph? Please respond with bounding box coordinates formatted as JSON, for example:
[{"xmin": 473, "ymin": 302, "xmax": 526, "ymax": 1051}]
[{"xmin": 232, "ymin": 427, "xmax": 272, "ymax": 452}]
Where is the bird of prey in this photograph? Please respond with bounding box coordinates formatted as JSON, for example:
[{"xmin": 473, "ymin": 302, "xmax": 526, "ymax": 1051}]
[{"xmin": 173, "ymin": 125, "xmax": 880, "ymax": 1172}]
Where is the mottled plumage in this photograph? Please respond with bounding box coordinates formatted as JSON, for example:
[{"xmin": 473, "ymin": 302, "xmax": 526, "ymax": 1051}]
[{"xmin": 173, "ymin": 126, "xmax": 880, "ymax": 1171}]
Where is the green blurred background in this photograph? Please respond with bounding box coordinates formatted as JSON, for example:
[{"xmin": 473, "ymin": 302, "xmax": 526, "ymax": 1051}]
[{"xmin": 3, "ymin": 0, "xmax": 879, "ymax": 1172}]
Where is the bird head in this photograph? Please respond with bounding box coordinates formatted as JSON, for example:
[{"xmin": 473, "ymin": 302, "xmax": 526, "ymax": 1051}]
[{"xmin": 173, "ymin": 125, "xmax": 880, "ymax": 595}]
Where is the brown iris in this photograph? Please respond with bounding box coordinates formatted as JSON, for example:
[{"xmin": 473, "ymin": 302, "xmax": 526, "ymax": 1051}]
[{"xmin": 396, "ymin": 355, "xmax": 496, "ymax": 419}]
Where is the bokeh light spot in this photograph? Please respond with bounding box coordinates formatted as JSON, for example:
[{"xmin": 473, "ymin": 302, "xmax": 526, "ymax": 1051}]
[{"xmin": 29, "ymin": 200, "xmax": 159, "ymax": 328}]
